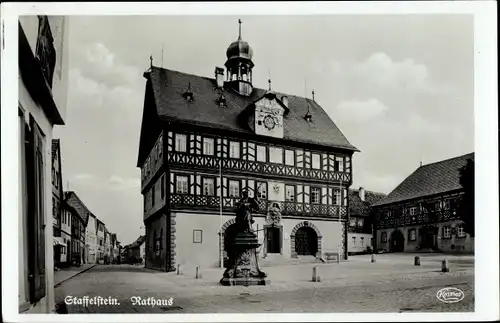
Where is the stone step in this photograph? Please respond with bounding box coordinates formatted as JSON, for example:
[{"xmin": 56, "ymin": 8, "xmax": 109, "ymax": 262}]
[{"xmin": 259, "ymin": 254, "xmax": 321, "ymax": 267}]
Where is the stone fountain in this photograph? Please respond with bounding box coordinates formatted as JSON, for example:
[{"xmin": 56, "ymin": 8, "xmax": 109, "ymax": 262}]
[{"xmin": 220, "ymin": 190, "xmax": 267, "ymax": 286}]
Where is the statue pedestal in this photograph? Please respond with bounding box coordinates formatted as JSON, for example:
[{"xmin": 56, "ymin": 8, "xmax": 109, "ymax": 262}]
[{"xmin": 220, "ymin": 230, "xmax": 268, "ymax": 286}]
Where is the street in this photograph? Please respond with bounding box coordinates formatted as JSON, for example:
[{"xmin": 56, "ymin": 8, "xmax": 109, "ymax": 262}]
[{"xmin": 55, "ymin": 254, "xmax": 474, "ymax": 313}]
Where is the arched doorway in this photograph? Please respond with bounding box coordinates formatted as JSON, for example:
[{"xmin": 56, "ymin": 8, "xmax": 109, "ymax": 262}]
[
  {"xmin": 295, "ymin": 227, "xmax": 318, "ymax": 256},
  {"xmin": 390, "ymin": 229, "xmax": 405, "ymax": 252}
]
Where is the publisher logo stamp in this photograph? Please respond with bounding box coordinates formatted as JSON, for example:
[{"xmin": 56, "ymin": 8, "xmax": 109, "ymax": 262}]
[{"xmin": 436, "ymin": 287, "xmax": 465, "ymax": 303}]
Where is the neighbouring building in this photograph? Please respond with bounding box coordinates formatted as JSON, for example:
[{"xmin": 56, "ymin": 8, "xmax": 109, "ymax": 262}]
[
  {"xmin": 111, "ymin": 234, "xmax": 120, "ymax": 264},
  {"xmin": 373, "ymin": 153, "xmax": 474, "ymax": 254},
  {"xmin": 51, "ymin": 139, "xmax": 67, "ymax": 267},
  {"xmin": 347, "ymin": 187, "xmax": 386, "ymax": 255},
  {"xmin": 64, "ymin": 196, "xmax": 85, "ymax": 265},
  {"xmin": 65, "ymin": 191, "xmax": 97, "ymax": 264},
  {"xmin": 123, "ymin": 236, "xmax": 146, "ymax": 264},
  {"xmin": 136, "ymin": 21, "xmax": 357, "ymax": 271},
  {"xmin": 18, "ymin": 15, "xmax": 69, "ymax": 313},
  {"xmin": 103, "ymin": 228, "xmax": 112, "ymax": 264},
  {"xmin": 96, "ymin": 219, "xmax": 105, "ymax": 264}
]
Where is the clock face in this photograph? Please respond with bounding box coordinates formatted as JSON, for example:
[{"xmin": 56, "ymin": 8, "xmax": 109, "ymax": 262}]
[{"xmin": 263, "ymin": 115, "xmax": 276, "ymax": 130}]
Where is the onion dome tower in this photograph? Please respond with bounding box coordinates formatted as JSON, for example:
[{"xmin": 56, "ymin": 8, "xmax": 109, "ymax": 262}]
[{"xmin": 225, "ymin": 19, "xmax": 254, "ymax": 96}]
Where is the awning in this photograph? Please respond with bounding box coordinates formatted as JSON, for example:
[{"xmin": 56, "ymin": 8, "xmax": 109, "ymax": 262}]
[{"xmin": 53, "ymin": 237, "xmax": 67, "ymax": 247}]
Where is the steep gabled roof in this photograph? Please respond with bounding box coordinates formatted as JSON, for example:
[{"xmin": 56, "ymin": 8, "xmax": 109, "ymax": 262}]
[
  {"xmin": 64, "ymin": 191, "xmax": 94, "ymax": 226},
  {"xmin": 349, "ymin": 189, "xmax": 386, "ymax": 217},
  {"xmin": 374, "ymin": 152, "xmax": 474, "ymax": 206},
  {"xmin": 138, "ymin": 66, "xmax": 358, "ymax": 166}
]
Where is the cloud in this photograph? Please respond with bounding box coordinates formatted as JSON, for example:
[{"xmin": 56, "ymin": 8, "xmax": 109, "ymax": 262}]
[
  {"xmin": 336, "ymin": 99, "xmax": 389, "ymax": 124},
  {"xmin": 72, "ymin": 173, "xmax": 94, "ymax": 181},
  {"xmin": 331, "ymin": 52, "xmax": 452, "ymax": 95},
  {"xmin": 106, "ymin": 175, "xmax": 141, "ymax": 191}
]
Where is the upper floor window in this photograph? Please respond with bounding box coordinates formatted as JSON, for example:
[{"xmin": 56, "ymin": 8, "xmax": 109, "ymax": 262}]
[
  {"xmin": 457, "ymin": 225, "xmax": 466, "ymax": 238},
  {"xmin": 203, "ymin": 138, "xmax": 214, "ymax": 156},
  {"xmin": 333, "ymin": 189, "xmax": 341, "ymax": 206},
  {"xmin": 257, "ymin": 182, "xmax": 267, "ymax": 199},
  {"xmin": 285, "ymin": 150, "xmax": 295, "ymax": 166},
  {"xmin": 443, "ymin": 226, "xmax": 451, "ymax": 239},
  {"xmin": 311, "ymin": 187, "xmax": 321, "ymax": 204},
  {"xmin": 434, "ymin": 201, "xmax": 442, "ymax": 211},
  {"xmin": 334, "ymin": 157, "xmax": 344, "ymax": 172},
  {"xmin": 176, "ymin": 176, "xmax": 188, "ymax": 194},
  {"xmin": 36, "ymin": 16, "xmax": 56, "ymax": 87},
  {"xmin": 257, "ymin": 145, "xmax": 266, "ymax": 162},
  {"xmin": 229, "ymin": 180, "xmax": 240, "ymax": 198},
  {"xmin": 269, "ymin": 147, "xmax": 283, "ymax": 164},
  {"xmin": 285, "ymin": 185, "xmax": 295, "ymax": 202},
  {"xmin": 443, "ymin": 200, "xmax": 450, "ymax": 210},
  {"xmin": 229, "ymin": 141, "xmax": 240, "ymax": 159},
  {"xmin": 312, "ymin": 153, "xmax": 321, "ymax": 169},
  {"xmin": 409, "ymin": 207, "xmax": 417, "ymax": 216},
  {"xmin": 203, "ymin": 178, "xmax": 215, "ymax": 196},
  {"xmin": 175, "ymin": 134, "xmax": 187, "ymax": 152}
]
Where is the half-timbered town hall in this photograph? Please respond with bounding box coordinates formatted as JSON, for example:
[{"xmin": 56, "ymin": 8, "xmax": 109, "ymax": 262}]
[{"xmin": 137, "ymin": 21, "xmax": 358, "ymax": 271}]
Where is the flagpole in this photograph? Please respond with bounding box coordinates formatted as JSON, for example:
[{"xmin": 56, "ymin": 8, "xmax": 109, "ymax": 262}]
[{"xmin": 219, "ymin": 160, "xmax": 224, "ymax": 268}]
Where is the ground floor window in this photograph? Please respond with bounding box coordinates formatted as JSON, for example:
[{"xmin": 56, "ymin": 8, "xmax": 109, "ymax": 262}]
[{"xmin": 381, "ymin": 232, "xmax": 387, "ymax": 242}]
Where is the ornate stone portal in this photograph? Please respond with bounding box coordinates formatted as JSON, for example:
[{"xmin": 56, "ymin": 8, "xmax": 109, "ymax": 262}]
[{"xmin": 220, "ymin": 190, "xmax": 267, "ymax": 286}]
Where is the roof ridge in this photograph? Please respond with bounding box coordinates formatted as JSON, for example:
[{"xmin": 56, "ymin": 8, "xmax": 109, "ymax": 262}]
[
  {"xmin": 419, "ymin": 152, "xmax": 474, "ymax": 168},
  {"xmin": 152, "ymin": 66, "xmax": 324, "ymax": 102}
]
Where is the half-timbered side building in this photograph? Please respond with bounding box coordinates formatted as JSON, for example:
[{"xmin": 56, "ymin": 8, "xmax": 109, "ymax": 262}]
[
  {"xmin": 373, "ymin": 153, "xmax": 474, "ymax": 254},
  {"xmin": 51, "ymin": 139, "xmax": 67, "ymax": 266},
  {"xmin": 347, "ymin": 187, "xmax": 386, "ymax": 255},
  {"xmin": 137, "ymin": 22, "xmax": 358, "ymax": 271}
]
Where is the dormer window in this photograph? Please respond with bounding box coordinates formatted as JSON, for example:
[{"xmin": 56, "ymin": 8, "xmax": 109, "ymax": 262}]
[
  {"xmin": 304, "ymin": 109, "xmax": 313, "ymax": 122},
  {"xmin": 183, "ymin": 82, "xmax": 194, "ymax": 102},
  {"xmin": 216, "ymin": 92, "xmax": 226, "ymax": 107}
]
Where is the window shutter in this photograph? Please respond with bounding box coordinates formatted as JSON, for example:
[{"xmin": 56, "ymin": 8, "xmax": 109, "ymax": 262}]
[{"xmin": 26, "ymin": 121, "xmax": 46, "ymax": 303}]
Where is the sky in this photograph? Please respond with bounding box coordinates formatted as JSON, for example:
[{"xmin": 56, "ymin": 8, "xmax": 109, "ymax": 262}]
[{"xmin": 53, "ymin": 15, "xmax": 474, "ymax": 245}]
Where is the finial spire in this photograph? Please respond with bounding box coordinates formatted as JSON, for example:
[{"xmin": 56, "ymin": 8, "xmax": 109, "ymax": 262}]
[
  {"xmin": 268, "ymin": 79, "xmax": 272, "ymax": 91},
  {"xmin": 238, "ymin": 19, "xmax": 242, "ymax": 40},
  {"xmin": 150, "ymin": 55, "xmax": 153, "ymax": 68},
  {"xmin": 312, "ymin": 90, "xmax": 315, "ymax": 101}
]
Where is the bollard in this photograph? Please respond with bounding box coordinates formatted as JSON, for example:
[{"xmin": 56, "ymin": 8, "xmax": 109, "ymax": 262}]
[
  {"xmin": 414, "ymin": 256, "xmax": 420, "ymax": 266},
  {"xmin": 441, "ymin": 258, "xmax": 449, "ymax": 273},
  {"xmin": 177, "ymin": 264, "xmax": 180, "ymax": 275},
  {"xmin": 371, "ymin": 254, "xmax": 376, "ymax": 263},
  {"xmin": 312, "ymin": 266, "xmax": 321, "ymax": 282},
  {"xmin": 196, "ymin": 266, "xmax": 202, "ymax": 279}
]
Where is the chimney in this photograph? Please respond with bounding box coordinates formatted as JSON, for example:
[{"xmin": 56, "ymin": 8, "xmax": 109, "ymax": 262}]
[
  {"xmin": 281, "ymin": 96, "xmax": 288, "ymax": 108},
  {"xmin": 359, "ymin": 187, "xmax": 365, "ymax": 202},
  {"xmin": 215, "ymin": 67, "xmax": 224, "ymax": 88}
]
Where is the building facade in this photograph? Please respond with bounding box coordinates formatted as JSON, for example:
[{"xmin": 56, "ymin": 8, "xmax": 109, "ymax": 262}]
[
  {"xmin": 96, "ymin": 220, "xmax": 105, "ymax": 264},
  {"xmin": 137, "ymin": 22, "xmax": 357, "ymax": 271},
  {"xmin": 51, "ymin": 139, "xmax": 67, "ymax": 266},
  {"xmin": 18, "ymin": 15, "xmax": 69, "ymax": 313},
  {"xmin": 347, "ymin": 187, "xmax": 386, "ymax": 255},
  {"xmin": 65, "ymin": 199, "xmax": 85, "ymax": 266},
  {"xmin": 373, "ymin": 153, "xmax": 474, "ymax": 254},
  {"xmin": 65, "ymin": 191, "xmax": 97, "ymax": 264}
]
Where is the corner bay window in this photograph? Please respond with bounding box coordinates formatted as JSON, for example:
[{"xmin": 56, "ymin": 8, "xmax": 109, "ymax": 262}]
[
  {"xmin": 229, "ymin": 180, "xmax": 240, "ymax": 197},
  {"xmin": 229, "ymin": 141, "xmax": 240, "ymax": 159},
  {"xmin": 176, "ymin": 176, "xmax": 188, "ymax": 194},
  {"xmin": 175, "ymin": 134, "xmax": 187, "ymax": 152},
  {"xmin": 203, "ymin": 178, "xmax": 214, "ymax": 196}
]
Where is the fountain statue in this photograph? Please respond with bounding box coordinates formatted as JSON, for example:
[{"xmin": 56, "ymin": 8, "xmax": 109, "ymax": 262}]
[{"xmin": 220, "ymin": 190, "xmax": 268, "ymax": 286}]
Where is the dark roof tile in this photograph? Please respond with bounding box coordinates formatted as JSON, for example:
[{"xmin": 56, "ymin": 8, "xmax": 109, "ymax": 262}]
[
  {"xmin": 147, "ymin": 67, "xmax": 358, "ymax": 151},
  {"xmin": 349, "ymin": 189, "xmax": 386, "ymax": 217},
  {"xmin": 374, "ymin": 153, "xmax": 474, "ymax": 206}
]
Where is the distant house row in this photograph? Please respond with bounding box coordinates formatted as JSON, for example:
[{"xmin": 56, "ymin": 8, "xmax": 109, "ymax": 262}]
[
  {"xmin": 51, "ymin": 139, "xmax": 122, "ymax": 267},
  {"xmin": 121, "ymin": 235, "xmax": 146, "ymax": 265}
]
